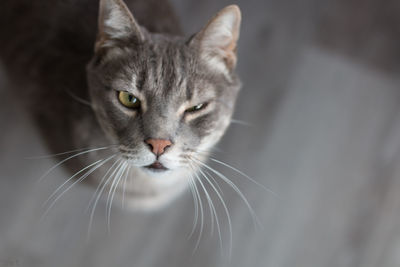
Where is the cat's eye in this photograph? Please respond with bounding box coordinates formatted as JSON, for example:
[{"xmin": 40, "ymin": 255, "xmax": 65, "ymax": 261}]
[
  {"xmin": 118, "ymin": 91, "xmax": 141, "ymax": 109},
  {"xmin": 185, "ymin": 103, "xmax": 207, "ymax": 113}
]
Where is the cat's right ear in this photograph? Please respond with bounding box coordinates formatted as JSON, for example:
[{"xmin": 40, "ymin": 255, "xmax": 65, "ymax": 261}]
[
  {"xmin": 189, "ymin": 5, "xmax": 241, "ymax": 74},
  {"xmin": 95, "ymin": 0, "xmax": 143, "ymax": 53}
]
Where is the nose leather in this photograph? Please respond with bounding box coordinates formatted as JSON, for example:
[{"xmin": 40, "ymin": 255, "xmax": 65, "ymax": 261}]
[{"xmin": 145, "ymin": 139, "xmax": 172, "ymax": 156}]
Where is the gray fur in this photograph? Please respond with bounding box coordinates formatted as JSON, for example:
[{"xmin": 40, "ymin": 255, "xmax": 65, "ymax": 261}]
[{"xmin": 0, "ymin": 0, "xmax": 241, "ymax": 208}]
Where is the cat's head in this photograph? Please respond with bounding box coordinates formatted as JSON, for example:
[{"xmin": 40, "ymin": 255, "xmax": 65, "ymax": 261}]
[{"xmin": 86, "ymin": 0, "xmax": 241, "ymax": 208}]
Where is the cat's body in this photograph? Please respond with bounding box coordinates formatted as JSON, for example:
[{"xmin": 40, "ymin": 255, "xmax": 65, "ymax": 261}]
[{"xmin": 0, "ymin": 0, "xmax": 241, "ymax": 208}]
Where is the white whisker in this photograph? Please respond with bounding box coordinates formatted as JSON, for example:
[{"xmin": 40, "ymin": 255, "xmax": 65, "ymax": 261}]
[
  {"xmin": 88, "ymin": 159, "xmax": 123, "ymax": 237},
  {"xmin": 64, "ymin": 87, "xmax": 93, "ymax": 107},
  {"xmin": 86, "ymin": 158, "xmax": 120, "ymax": 213},
  {"xmin": 197, "ymin": 166, "xmax": 232, "ymax": 257},
  {"xmin": 107, "ymin": 162, "xmax": 127, "ymax": 232},
  {"xmin": 105, "ymin": 162, "xmax": 124, "ymax": 221},
  {"xmin": 230, "ymin": 118, "xmax": 252, "ymax": 127},
  {"xmin": 190, "ymin": 163, "xmax": 223, "ymax": 255},
  {"xmin": 43, "ymin": 158, "xmax": 104, "ymax": 208},
  {"xmin": 190, "ymin": 164, "xmax": 215, "ymax": 237},
  {"xmin": 193, "ymin": 157, "xmax": 262, "ymax": 229},
  {"xmin": 122, "ymin": 164, "xmax": 131, "ymax": 208},
  {"xmin": 204, "ymin": 169, "xmax": 224, "ymax": 196},
  {"xmin": 188, "ymin": 173, "xmax": 204, "ymax": 255},
  {"xmin": 25, "ymin": 145, "xmax": 117, "ymax": 160},
  {"xmin": 42, "ymin": 155, "xmax": 115, "ymax": 219},
  {"xmin": 210, "ymin": 157, "xmax": 277, "ymax": 197},
  {"xmin": 187, "ymin": 177, "xmax": 199, "ymax": 239},
  {"xmin": 37, "ymin": 146, "xmax": 113, "ymax": 183}
]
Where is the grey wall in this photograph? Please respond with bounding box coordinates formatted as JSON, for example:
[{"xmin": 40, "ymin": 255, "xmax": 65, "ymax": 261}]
[{"xmin": 1, "ymin": 0, "xmax": 400, "ymax": 266}]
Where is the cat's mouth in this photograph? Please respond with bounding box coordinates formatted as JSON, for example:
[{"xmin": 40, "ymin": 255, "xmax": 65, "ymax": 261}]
[{"xmin": 144, "ymin": 161, "xmax": 169, "ymax": 172}]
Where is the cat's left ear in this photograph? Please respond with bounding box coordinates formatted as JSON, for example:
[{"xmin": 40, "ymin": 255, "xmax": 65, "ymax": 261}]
[
  {"xmin": 190, "ymin": 5, "xmax": 241, "ymax": 73},
  {"xmin": 95, "ymin": 0, "xmax": 143, "ymax": 52}
]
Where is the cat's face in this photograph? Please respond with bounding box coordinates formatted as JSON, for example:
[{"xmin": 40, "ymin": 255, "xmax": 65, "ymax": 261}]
[{"xmin": 86, "ymin": 0, "xmax": 241, "ymax": 208}]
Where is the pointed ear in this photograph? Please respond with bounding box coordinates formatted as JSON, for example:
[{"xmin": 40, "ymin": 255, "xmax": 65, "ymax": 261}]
[
  {"xmin": 190, "ymin": 5, "xmax": 241, "ymax": 73},
  {"xmin": 95, "ymin": 0, "xmax": 143, "ymax": 52}
]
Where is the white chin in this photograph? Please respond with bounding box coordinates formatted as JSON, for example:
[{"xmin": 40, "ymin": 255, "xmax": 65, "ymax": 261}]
[
  {"xmin": 114, "ymin": 166, "xmax": 189, "ymax": 210},
  {"xmin": 122, "ymin": 188, "xmax": 186, "ymax": 210}
]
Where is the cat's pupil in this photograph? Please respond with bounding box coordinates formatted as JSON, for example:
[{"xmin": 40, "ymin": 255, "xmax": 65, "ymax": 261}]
[
  {"xmin": 185, "ymin": 103, "xmax": 206, "ymax": 113},
  {"xmin": 118, "ymin": 91, "xmax": 140, "ymax": 109}
]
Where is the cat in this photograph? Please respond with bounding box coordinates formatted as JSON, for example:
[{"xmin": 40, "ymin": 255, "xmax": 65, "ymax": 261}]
[{"xmin": 0, "ymin": 0, "xmax": 242, "ymax": 209}]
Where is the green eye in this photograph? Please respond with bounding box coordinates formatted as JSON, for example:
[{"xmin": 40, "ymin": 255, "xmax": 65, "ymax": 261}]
[
  {"xmin": 185, "ymin": 103, "xmax": 207, "ymax": 113},
  {"xmin": 118, "ymin": 91, "xmax": 141, "ymax": 109}
]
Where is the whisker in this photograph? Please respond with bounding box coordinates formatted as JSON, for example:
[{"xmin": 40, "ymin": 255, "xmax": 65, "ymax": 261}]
[
  {"xmin": 42, "ymin": 155, "xmax": 115, "ymax": 219},
  {"xmin": 188, "ymin": 173, "xmax": 204, "ymax": 255},
  {"xmin": 192, "ymin": 147, "xmax": 225, "ymax": 155},
  {"xmin": 87, "ymin": 159, "xmax": 123, "ymax": 238},
  {"xmin": 86, "ymin": 158, "xmax": 120, "ymax": 213},
  {"xmin": 25, "ymin": 145, "xmax": 117, "ymax": 160},
  {"xmin": 197, "ymin": 165, "xmax": 232, "ymax": 257},
  {"xmin": 106, "ymin": 161, "xmax": 125, "ymax": 230},
  {"xmin": 107, "ymin": 162, "xmax": 127, "ymax": 232},
  {"xmin": 43, "ymin": 158, "xmax": 104, "ymax": 209},
  {"xmin": 230, "ymin": 118, "xmax": 253, "ymax": 127},
  {"xmin": 187, "ymin": 177, "xmax": 199, "ymax": 239},
  {"xmin": 190, "ymin": 162, "xmax": 223, "ymax": 255},
  {"xmin": 122, "ymin": 164, "xmax": 131, "ymax": 208},
  {"xmin": 190, "ymin": 163, "xmax": 215, "ymax": 237},
  {"xmin": 192, "ymin": 157, "xmax": 262, "ymax": 230},
  {"xmin": 44, "ymin": 155, "xmax": 115, "ymax": 208},
  {"xmin": 209, "ymin": 158, "xmax": 277, "ymax": 197},
  {"xmin": 106, "ymin": 165, "xmax": 121, "ymax": 224},
  {"xmin": 37, "ymin": 146, "xmax": 114, "ymax": 183},
  {"xmin": 204, "ymin": 169, "xmax": 224, "ymax": 196},
  {"xmin": 64, "ymin": 87, "xmax": 93, "ymax": 107}
]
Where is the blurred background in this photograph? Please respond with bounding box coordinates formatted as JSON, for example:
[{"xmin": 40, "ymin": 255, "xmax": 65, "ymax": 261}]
[{"xmin": 1, "ymin": 0, "xmax": 400, "ymax": 266}]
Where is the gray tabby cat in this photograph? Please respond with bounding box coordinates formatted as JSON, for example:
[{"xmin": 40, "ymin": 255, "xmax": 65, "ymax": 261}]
[{"xmin": 0, "ymin": 0, "xmax": 241, "ymax": 209}]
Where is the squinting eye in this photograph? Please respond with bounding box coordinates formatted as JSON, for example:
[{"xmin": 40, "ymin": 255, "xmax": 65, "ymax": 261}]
[
  {"xmin": 185, "ymin": 103, "xmax": 207, "ymax": 113},
  {"xmin": 118, "ymin": 91, "xmax": 141, "ymax": 109}
]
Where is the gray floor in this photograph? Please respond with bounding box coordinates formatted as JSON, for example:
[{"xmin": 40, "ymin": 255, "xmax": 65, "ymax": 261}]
[{"xmin": 1, "ymin": 0, "xmax": 400, "ymax": 266}]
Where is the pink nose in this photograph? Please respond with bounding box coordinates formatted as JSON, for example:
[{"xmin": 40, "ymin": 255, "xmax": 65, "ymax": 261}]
[{"xmin": 145, "ymin": 139, "xmax": 172, "ymax": 156}]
